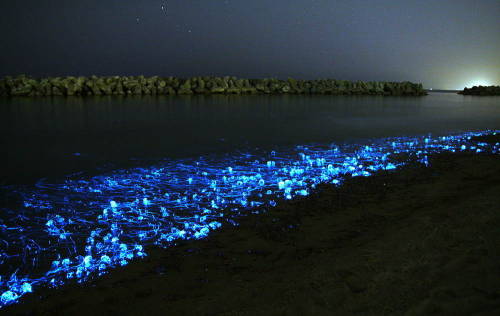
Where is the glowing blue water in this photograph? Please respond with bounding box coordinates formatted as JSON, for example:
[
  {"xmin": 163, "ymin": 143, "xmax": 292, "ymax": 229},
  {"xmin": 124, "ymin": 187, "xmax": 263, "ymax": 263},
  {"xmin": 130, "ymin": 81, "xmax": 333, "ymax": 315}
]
[{"xmin": 0, "ymin": 130, "xmax": 498, "ymax": 307}]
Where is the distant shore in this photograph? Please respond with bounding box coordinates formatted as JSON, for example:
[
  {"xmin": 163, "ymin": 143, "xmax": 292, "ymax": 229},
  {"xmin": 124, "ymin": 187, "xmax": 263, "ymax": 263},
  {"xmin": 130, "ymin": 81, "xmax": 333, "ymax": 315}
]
[
  {"xmin": 458, "ymin": 85, "xmax": 500, "ymax": 96},
  {"xmin": 0, "ymin": 76, "xmax": 427, "ymax": 97},
  {"xmin": 426, "ymin": 89, "xmax": 459, "ymax": 93},
  {"xmin": 5, "ymin": 135, "xmax": 499, "ymax": 316}
]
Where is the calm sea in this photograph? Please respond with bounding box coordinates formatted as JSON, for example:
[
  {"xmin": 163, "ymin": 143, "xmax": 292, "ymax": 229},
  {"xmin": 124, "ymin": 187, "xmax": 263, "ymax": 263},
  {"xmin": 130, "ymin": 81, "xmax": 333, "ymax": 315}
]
[{"xmin": 1, "ymin": 92, "xmax": 499, "ymax": 184}]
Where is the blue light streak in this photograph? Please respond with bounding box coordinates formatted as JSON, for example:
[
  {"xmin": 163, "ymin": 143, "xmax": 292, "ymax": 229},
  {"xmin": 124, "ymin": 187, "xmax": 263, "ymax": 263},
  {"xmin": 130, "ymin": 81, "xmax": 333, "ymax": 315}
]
[{"xmin": 0, "ymin": 130, "xmax": 498, "ymax": 307}]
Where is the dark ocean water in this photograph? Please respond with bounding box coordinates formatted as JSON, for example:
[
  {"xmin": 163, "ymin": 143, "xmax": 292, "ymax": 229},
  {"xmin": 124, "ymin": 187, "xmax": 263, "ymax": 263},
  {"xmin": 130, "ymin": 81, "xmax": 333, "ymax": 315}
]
[{"xmin": 1, "ymin": 92, "xmax": 499, "ymax": 184}]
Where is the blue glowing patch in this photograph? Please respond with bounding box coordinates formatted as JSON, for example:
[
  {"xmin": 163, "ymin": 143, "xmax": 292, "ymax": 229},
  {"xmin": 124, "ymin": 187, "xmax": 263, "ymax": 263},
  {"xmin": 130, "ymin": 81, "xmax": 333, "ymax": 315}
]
[{"xmin": 0, "ymin": 130, "xmax": 498, "ymax": 308}]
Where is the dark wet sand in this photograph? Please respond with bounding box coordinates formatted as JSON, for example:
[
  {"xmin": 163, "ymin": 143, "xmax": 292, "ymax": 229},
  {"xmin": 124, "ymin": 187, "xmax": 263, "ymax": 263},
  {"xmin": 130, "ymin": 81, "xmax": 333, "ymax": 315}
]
[{"xmin": 4, "ymin": 136, "xmax": 500, "ymax": 316}]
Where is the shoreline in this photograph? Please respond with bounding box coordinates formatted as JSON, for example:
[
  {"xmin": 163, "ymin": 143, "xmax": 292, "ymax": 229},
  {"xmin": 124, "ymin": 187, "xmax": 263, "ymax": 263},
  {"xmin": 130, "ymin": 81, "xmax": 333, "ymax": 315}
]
[
  {"xmin": 458, "ymin": 86, "xmax": 500, "ymax": 96},
  {"xmin": 3, "ymin": 135, "xmax": 499, "ymax": 315}
]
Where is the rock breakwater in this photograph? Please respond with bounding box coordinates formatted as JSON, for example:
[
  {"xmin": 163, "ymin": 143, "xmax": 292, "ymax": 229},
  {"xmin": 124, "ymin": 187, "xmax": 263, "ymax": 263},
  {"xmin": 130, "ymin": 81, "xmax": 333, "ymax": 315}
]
[{"xmin": 0, "ymin": 75, "xmax": 427, "ymax": 97}]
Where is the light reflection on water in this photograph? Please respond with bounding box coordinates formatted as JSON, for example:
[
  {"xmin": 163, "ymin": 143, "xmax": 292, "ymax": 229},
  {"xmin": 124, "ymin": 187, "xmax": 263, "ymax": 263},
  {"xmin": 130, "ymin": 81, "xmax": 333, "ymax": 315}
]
[{"xmin": 0, "ymin": 129, "xmax": 499, "ymax": 307}]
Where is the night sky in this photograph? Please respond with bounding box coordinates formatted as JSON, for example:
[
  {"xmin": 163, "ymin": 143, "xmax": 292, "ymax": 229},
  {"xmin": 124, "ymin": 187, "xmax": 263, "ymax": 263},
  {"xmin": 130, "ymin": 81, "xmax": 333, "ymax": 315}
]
[{"xmin": 0, "ymin": 0, "xmax": 498, "ymax": 90}]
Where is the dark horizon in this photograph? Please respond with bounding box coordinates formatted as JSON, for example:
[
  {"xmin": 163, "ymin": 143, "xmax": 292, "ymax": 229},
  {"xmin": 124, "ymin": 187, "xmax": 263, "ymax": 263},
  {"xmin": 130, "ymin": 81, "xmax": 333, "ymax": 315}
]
[{"xmin": 1, "ymin": 0, "xmax": 499, "ymax": 90}]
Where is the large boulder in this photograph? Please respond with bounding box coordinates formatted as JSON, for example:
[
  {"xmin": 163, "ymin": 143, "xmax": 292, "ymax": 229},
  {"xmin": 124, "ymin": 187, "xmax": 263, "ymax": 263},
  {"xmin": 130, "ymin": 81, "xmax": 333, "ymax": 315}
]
[
  {"xmin": 11, "ymin": 84, "xmax": 32, "ymax": 96},
  {"xmin": 122, "ymin": 78, "xmax": 141, "ymax": 95},
  {"xmin": 226, "ymin": 78, "xmax": 242, "ymax": 94},
  {"xmin": 38, "ymin": 79, "xmax": 52, "ymax": 96},
  {"xmin": 178, "ymin": 79, "xmax": 193, "ymax": 94},
  {"xmin": 166, "ymin": 86, "xmax": 176, "ymax": 95},
  {"xmin": 194, "ymin": 78, "xmax": 206, "ymax": 93},
  {"xmin": 85, "ymin": 77, "xmax": 100, "ymax": 95},
  {"xmin": 115, "ymin": 82, "xmax": 125, "ymax": 95},
  {"xmin": 255, "ymin": 82, "xmax": 266, "ymax": 92},
  {"xmin": 210, "ymin": 82, "xmax": 226, "ymax": 93},
  {"xmin": 9, "ymin": 75, "xmax": 36, "ymax": 96}
]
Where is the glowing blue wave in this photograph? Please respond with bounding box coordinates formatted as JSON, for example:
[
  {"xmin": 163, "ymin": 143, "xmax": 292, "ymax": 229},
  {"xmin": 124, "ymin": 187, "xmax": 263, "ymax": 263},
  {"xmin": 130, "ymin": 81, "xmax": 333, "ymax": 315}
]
[{"xmin": 0, "ymin": 130, "xmax": 498, "ymax": 307}]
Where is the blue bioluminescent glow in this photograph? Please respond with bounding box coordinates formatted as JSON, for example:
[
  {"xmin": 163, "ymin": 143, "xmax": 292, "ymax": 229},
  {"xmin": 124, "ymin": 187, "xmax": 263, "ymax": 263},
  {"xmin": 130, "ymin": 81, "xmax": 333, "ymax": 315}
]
[{"xmin": 0, "ymin": 131, "xmax": 499, "ymax": 307}]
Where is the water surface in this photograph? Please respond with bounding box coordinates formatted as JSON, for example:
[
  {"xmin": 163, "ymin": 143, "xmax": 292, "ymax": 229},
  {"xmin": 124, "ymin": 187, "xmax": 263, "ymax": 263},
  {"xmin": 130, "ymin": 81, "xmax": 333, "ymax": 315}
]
[
  {"xmin": 1, "ymin": 92, "xmax": 499, "ymax": 184},
  {"xmin": 0, "ymin": 93, "xmax": 500, "ymax": 184}
]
